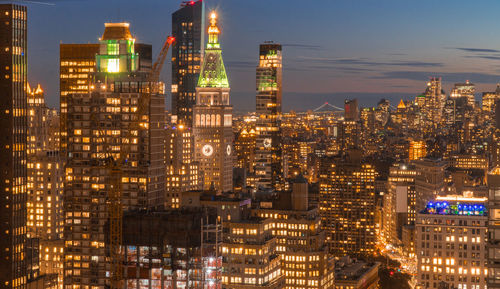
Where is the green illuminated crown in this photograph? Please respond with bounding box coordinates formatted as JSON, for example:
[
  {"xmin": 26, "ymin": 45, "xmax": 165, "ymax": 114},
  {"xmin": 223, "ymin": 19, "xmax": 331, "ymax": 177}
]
[
  {"xmin": 198, "ymin": 12, "xmax": 229, "ymax": 88},
  {"xmin": 96, "ymin": 23, "xmax": 139, "ymax": 74}
]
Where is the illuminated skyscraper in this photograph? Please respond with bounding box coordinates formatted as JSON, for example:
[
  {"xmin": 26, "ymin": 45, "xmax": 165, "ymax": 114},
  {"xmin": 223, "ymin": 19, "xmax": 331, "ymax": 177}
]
[
  {"xmin": 387, "ymin": 163, "xmax": 417, "ymax": 257},
  {"xmin": 171, "ymin": 0, "xmax": 205, "ymax": 126},
  {"xmin": 60, "ymin": 42, "xmax": 151, "ymax": 155},
  {"xmin": 408, "ymin": 140, "xmax": 426, "ymax": 161},
  {"xmin": 344, "ymin": 99, "xmax": 359, "ymax": 121},
  {"xmin": 0, "ymin": 4, "xmax": 28, "ymax": 288},
  {"xmin": 235, "ymin": 126, "xmax": 256, "ymax": 173},
  {"xmin": 59, "ymin": 44, "xmax": 99, "ymax": 154},
  {"xmin": 64, "ymin": 23, "xmax": 165, "ymax": 288},
  {"xmin": 165, "ymin": 124, "xmax": 201, "ymax": 208},
  {"xmin": 338, "ymin": 120, "xmax": 361, "ymax": 150},
  {"xmin": 482, "ymin": 84, "xmax": 500, "ymax": 114},
  {"xmin": 26, "ymin": 84, "xmax": 63, "ymax": 241},
  {"xmin": 319, "ymin": 152, "xmax": 377, "ymax": 256},
  {"xmin": 221, "ymin": 218, "xmax": 284, "ymax": 289},
  {"xmin": 27, "ymin": 84, "xmax": 59, "ymax": 154},
  {"xmin": 422, "ymin": 77, "xmax": 445, "ymax": 129},
  {"xmin": 252, "ymin": 177, "xmax": 335, "ymax": 289},
  {"xmin": 255, "ymin": 42, "xmax": 283, "ymax": 190},
  {"xmin": 27, "ymin": 150, "xmax": 63, "ymax": 241},
  {"xmin": 417, "ymin": 194, "xmax": 487, "ymax": 289},
  {"xmin": 450, "ymin": 80, "xmax": 475, "ymax": 107},
  {"xmin": 193, "ymin": 12, "xmax": 233, "ymax": 192}
]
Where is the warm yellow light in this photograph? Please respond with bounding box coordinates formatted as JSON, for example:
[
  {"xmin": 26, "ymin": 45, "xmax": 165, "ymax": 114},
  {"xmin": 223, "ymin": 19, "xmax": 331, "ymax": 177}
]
[{"xmin": 211, "ymin": 12, "xmax": 217, "ymax": 19}]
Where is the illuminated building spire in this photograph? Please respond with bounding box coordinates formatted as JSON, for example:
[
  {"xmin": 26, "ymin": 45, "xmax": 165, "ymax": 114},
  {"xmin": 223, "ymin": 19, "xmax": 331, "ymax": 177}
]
[
  {"xmin": 397, "ymin": 99, "xmax": 406, "ymax": 109},
  {"xmin": 198, "ymin": 11, "xmax": 229, "ymax": 88},
  {"xmin": 207, "ymin": 12, "xmax": 220, "ymax": 48}
]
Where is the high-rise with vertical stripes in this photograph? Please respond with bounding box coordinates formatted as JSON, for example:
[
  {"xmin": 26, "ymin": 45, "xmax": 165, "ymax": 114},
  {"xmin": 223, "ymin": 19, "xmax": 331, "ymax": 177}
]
[{"xmin": 0, "ymin": 4, "xmax": 28, "ymax": 289}]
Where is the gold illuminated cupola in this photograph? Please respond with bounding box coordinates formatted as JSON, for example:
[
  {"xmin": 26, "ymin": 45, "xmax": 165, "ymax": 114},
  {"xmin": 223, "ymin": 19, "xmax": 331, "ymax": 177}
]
[
  {"xmin": 397, "ymin": 99, "xmax": 406, "ymax": 109},
  {"xmin": 35, "ymin": 84, "xmax": 43, "ymax": 94},
  {"xmin": 101, "ymin": 23, "xmax": 133, "ymax": 41},
  {"xmin": 207, "ymin": 12, "xmax": 220, "ymax": 49}
]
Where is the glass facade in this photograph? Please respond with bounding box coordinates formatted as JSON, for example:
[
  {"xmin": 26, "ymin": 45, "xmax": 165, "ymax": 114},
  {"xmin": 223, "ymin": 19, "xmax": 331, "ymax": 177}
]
[{"xmin": 171, "ymin": 0, "xmax": 205, "ymax": 126}]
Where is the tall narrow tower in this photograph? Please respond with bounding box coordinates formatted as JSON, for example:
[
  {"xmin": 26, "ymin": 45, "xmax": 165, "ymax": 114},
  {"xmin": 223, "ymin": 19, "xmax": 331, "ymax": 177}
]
[
  {"xmin": 255, "ymin": 42, "xmax": 283, "ymax": 190},
  {"xmin": 0, "ymin": 4, "xmax": 28, "ymax": 289},
  {"xmin": 171, "ymin": 0, "xmax": 205, "ymax": 126},
  {"xmin": 193, "ymin": 12, "xmax": 233, "ymax": 192}
]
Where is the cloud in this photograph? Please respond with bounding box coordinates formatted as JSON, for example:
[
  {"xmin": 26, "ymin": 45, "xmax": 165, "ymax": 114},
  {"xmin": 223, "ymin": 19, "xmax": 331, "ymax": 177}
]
[
  {"xmin": 385, "ymin": 52, "xmax": 408, "ymax": 56},
  {"xmin": 374, "ymin": 71, "xmax": 500, "ymax": 83},
  {"xmin": 294, "ymin": 56, "xmax": 443, "ymax": 68},
  {"xmin": 452, "ymin": 47, "xmax": 500, "ymax": 53},
  {"xmin": 465, "ymin": 55, "xmax": 500, "ymax": 61},
  {"xmin": 450, "ymin": 47, "xmax": 500, "ymax": 61},
  {"xmin": 281, "ymin": 63, "xmax": 376, "ymax": 73},
  {"xmin": 282, "ymin": 43, "xmax": 322, "ymax": 50}
]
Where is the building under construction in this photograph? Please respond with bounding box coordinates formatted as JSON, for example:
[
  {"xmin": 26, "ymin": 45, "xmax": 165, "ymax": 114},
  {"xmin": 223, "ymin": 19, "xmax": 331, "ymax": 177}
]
[{"xmin": 121, "ymin": 208, "xmax": 222, "ymax": 289}]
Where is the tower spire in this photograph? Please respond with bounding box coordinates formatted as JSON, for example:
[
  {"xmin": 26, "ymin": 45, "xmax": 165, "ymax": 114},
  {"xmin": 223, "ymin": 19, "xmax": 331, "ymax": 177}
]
[
  {"xmin": 207, "ymin": 11, "xmax": 220, "ymax": 48},
  {"xmin": 197, "ymin": 10, "xmax": 229, "ymax": 88}
]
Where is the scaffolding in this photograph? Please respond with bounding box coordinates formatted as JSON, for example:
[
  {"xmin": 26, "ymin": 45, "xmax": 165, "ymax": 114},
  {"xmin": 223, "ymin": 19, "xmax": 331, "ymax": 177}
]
[{"xmin": 201, "ymin": 217, "xmax": 222, "ymax": 289}]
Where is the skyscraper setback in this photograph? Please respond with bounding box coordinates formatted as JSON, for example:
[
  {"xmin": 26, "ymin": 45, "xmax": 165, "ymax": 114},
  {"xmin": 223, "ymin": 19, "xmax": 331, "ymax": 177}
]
[
  {"xmin": 171, "ymin": 0, "xmax": 205, "ymax": 126},
  {"xmin": 0, "ymin": 4, "xmax": 28, "ymax": 289},
  {"xmin": 60, "ymin": 43, "xmax": 151, "ymax": 155},
  {"xmin": 59, "ymin": 44, "xmax": 99, "ymax": 155},
  {"xmin": 193, "ymin": 12, "xmax": 233, "ymax": 192},
  {"xmin": 255, "ymin": 42, "xmax": 283, "ymax": 190}
]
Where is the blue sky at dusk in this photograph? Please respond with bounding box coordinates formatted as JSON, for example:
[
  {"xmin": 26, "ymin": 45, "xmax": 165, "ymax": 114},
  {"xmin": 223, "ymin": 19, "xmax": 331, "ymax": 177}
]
[{"xmin": 14, "ymin": 0, "xmax": 500, "ymax": 111}]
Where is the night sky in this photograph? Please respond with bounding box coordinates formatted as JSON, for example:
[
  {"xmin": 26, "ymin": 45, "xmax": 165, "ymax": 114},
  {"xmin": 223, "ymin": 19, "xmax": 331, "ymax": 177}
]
[{"xmin": 12, "ymin": 0, "xmax": 500, "ymax": 111}]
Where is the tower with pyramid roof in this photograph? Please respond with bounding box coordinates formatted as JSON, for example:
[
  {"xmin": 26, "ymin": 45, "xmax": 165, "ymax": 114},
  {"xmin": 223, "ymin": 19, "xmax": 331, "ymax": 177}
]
[{"xmin": 193, "ymin": 12, "xmax": 234, "ymax": 192}]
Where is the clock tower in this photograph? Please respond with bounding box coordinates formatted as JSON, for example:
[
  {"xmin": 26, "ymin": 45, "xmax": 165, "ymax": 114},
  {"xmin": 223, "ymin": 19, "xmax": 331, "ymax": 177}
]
[{"xmin": 193, "ymin": 11, "xmax": 233, "ymax": 192}]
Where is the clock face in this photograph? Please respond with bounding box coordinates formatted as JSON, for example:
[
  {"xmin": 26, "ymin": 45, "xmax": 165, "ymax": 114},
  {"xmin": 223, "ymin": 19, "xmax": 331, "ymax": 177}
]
[
  {"xmin": 226, "ymin": 144, "xmax": 231, "ymax": 156},
  {"xmin": 263, "ymin": 138, "xmax": 272, "ymax": 148},
  {"xmin": 202, "ymin": 144, "xmax": 214, "ymax": 157}
]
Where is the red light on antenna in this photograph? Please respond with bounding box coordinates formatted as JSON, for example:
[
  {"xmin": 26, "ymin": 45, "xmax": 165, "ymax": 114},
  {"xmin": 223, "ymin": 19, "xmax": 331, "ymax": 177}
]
[
  {"xmin": 167, "ymin": 36, "xmax": 176, "ymax": 44},
  {"xmin": 325, "ymin": 102, "xmax": 328, "ymax": 104}
]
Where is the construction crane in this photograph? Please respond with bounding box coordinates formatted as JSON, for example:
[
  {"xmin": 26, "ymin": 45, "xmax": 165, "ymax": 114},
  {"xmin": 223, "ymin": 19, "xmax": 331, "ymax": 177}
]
[
  {"xmin": 106, "ymin": 34, "xmax": 175, "ymax": 289},
  {"xmin": 150, "ymin": 36, "xmax": 176, "ymax": 90}
]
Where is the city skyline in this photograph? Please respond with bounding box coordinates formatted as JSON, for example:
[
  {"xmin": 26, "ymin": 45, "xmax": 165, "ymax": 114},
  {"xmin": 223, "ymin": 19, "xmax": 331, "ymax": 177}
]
[
  {"xmin": 4, "ymin": 1, "xmax": 500, "ymax": 289},
  {"xmin": 19, "ymin": 0, "xmax": 500, "ymax": 111}
]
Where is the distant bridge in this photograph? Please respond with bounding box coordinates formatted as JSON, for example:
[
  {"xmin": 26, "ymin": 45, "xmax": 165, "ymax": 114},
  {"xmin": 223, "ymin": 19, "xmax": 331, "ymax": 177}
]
[{"xmin": 313, "ymin": 102, "xmax": 344, "ymax": 112}]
